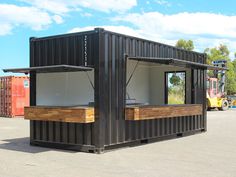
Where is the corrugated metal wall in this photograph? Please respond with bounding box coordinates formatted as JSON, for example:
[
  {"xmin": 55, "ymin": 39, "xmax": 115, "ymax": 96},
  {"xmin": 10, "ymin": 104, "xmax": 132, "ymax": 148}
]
[
  {"xmin": 29, "ymin": 29, "xmax": 206, "ymax": 150},
  {"xmin": 30, "ymin": 31, "xmax": 98, "ymax": 146},
  {"xmin": 30, "ymin": 121, "xmax": 94, "ymax": 145},
  {"xmin": 30, "ymin": 31, "xmax": 97, "ymax": 67},
  {"xmin": 100, "ymin": 30, "xmax": 206, "ymax": 146}
]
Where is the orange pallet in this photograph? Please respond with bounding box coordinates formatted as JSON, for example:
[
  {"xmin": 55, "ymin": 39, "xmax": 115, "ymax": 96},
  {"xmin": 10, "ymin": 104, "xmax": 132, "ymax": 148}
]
[{"xmin": 0, "ymin": 76, "xmax": 29, "ymax": 117}]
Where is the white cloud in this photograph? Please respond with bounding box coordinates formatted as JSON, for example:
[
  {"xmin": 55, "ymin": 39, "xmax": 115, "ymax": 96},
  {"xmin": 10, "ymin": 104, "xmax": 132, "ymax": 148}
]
[
  {"xmin": 112, "ymin": 11, "xmax": 236, "ymax": 58},
  {"xmin": 21, "ymin": 0, "xmax": 137, "ymax": 14},
  {"xmin": 114, "ymin": 12, "xmax": 236, "ymax": 38},
  {"xmin": 52, "ymin": 15, "xmax": 64, "ymax": 24},
  {"xmin": 78, "ymin": 0, "xmax": 137, "ymax": 12},
  {"xmin": 69, "ymin": 25, "xmax": 142, "ymax": 37},
  {"xmin": 81, "ymin": 12, "xmax": 92, "ymax": 17},
  {"xmin": 20, "ymin": 0, "xmax": 71, "ymax": 15},
  {"xmin": 194, "ymin": 38, "xmax": 236, "ymax": 59},
  {"xmin": 156, "ymin": 0, "xmax": 171, "ymax": 6},
  {"xmin": 69, "ymin": 11, "xmax": 236, "ymax": 59},
  {"xmin": 68, "ymin": 25, "xmax": 182, "ymax": 50},
  {"xmin": 0, "ymin": 0, "xmax": 137, "ymax": 36},
  {"xmin": 0, "ymin": 23, "xmax": 13, "ymax": 35},
  {"xmin": 0, "ymin": 3, "xmax": 63, "ymax": 35}
]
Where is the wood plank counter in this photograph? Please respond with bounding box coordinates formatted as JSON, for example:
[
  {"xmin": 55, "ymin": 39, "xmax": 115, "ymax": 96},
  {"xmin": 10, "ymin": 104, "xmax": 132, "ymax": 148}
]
[
  {"xmin": 24, "ymin": 106, "xmax": 94, "ymax": 123},
  {"xmin": 125, "ymin": 104, "xmax": 203, "ymax": 121},
  {"xmin": 25, "ymin": 104, "xmax": 203, "ymax": 123}
]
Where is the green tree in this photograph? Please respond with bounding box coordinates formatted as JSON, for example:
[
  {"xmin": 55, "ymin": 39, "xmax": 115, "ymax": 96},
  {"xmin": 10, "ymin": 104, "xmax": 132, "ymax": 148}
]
[
  {"xmin": 170, "ymin": 74, "xmax": 181, "ymax": 86},
  {"xmin": 204, "ymin": 44, "xmax": 236, "ymax": 94},
  {"xmin": 204, "ymin": 44, "xmax": 230, "ymax": 64},
  {"xmin": 225, "ymin": 62, "xmax": 236, "ymax": 94},
  {"xmin": 233, "ymin": 55, "xmax": 236, "ymax": 70},
  {"xmin": 175, "ymin": 39, "xmax": 194, "ymax": 51}
]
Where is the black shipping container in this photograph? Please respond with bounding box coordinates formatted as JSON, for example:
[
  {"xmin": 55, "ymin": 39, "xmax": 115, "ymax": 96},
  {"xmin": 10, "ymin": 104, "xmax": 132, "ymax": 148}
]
[{"xmin": 4, "ymin": 28, "xmax": 210, "ymax": 153}]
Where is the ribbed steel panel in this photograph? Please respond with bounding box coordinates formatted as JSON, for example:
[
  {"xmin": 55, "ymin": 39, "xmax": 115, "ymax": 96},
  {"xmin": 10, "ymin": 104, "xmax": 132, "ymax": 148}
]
[
  {"xmin": 100, "ymin": 30, "xmax": 206, "ymax": 146},
  {"xmin": 29, "ymin": 28, "xmax": 207, "ymax": 152},
  {"xmin": 30, "ymin": 121, "xmax": 94, "ymax": 145},
  {"xmin": 30, "ymin": 30, "xmax": 99, "ymax": 146}
]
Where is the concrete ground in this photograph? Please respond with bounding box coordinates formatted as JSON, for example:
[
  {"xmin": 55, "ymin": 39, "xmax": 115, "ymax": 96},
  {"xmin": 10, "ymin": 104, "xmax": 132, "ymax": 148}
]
[{"xmin": 0, "ymin": 110, "xmax": 236, "ymax": 177}]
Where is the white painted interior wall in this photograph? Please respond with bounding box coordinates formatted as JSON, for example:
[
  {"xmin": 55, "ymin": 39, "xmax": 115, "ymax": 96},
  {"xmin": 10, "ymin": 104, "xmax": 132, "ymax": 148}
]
[
  {"xmin": 36, "ymin": 71, "xmax": 94, "ymax": 106},
  {"xmin": 126, "ymin": 60, "xmax": 150, "ymax": 104},
  {"xmin": 126, "ymin": 60, "xmax": 192, "ymax": 105},
  {"xmin": 36, "ymin": 61, "xmax": 191, "ymax": 107}
]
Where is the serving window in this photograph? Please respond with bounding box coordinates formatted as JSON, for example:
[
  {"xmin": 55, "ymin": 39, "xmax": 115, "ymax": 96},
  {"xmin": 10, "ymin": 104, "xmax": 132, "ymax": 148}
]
[
  {"xmin": 125, "ymin": 59, "xmax": 202, "ymax": 121},
  {"xmin": 28, "ymin": 70, "xmax": 95, "ymax": 123},
  {"xmin": 126, "ymin": 60, "xmax": 191, "ymax": 106},
  {"xmin": 36, "ymin": 71, "xmax": 94, "ymax": 107},
  {"xmin": 3, "ymin": 65, "xmax": 95, "ymax": 123}
]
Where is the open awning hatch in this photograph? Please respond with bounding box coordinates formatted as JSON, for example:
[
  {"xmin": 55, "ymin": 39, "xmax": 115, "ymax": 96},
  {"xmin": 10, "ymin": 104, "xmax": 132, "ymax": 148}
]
[
  {"xmin": 3, "ymin": 64, "xmax": 95, "ymax": 90},
  {"xmin": 127, "ymin": 56, "xmax": 228, "ymax": 70},
  {"xmin": 3, "ymin": 65, "xmax": 93, "ymax": 74}
]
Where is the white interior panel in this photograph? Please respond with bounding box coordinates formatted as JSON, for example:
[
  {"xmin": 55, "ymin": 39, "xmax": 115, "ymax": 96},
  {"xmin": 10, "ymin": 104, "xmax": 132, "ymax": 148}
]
[
  {"xmin": 36, "ymin": 71, "xmax": 94, "ymax": 106},
  {"xmin": 126, "ymin": 60, "xmax": 150, "ymax": 104},
  {"xmin": 36, "ymin": 61, "xmax": 191, "ymax": 106},
  {"xmin": 126, "ymin": 60, "xmax": 192, "ymax": 105}
]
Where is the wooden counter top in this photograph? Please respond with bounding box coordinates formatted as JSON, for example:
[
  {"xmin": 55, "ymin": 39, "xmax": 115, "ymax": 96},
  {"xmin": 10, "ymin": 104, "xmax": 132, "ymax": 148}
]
[
  {"xmin": 25, "ymin": 104, "xmax": 203, "ymax": 123},
  {"xmin": 125, "ymin": 104, "xmax": 203, "ymax": 121},
  {"xmin": 24, "ymin": 106, "xmax": 94, "ymax": 123}
]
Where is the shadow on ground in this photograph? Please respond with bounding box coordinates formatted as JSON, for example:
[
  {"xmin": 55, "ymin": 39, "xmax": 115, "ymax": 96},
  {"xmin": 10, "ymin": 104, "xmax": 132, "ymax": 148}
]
[
  {"xmin": 0, "ymin": 137, "xmax": 78, "ymax": 154},
  {"xmin": 0, "ymin": 137, "xmax": 50, "ymax": 153}
]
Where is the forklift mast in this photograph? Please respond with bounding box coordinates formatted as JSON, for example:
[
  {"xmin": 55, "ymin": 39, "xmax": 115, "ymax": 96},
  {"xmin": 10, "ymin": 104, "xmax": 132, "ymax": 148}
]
[{"xmin": 212, "ymin": 60, "xmax": 227, "ymax": 94}]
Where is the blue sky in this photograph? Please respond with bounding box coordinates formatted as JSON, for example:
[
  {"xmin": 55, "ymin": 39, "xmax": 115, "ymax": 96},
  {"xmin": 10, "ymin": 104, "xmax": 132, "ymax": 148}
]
[{"xmin": 1, "ymin": 0, "xmax": 236, "ymax": 75}]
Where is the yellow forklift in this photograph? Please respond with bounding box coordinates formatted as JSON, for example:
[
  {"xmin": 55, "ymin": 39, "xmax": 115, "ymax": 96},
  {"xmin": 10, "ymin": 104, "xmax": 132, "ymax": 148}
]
[{"xmin": 207, "ymin": 60, "xmax": 229, "ymax": 111}]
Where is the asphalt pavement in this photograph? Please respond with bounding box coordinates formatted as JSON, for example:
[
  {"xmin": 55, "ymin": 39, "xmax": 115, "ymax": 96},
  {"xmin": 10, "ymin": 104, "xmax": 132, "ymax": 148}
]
[{"xmin": 0, "ymin": 110, "xmax": 236, "ymax": 177}]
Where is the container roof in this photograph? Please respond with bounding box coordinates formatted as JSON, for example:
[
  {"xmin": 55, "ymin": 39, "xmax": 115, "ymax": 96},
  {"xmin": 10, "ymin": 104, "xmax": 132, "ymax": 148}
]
[
  {"xmin": 3, "ymin": 65, "xmax": 93, "ymax": 74},
  {"xmin": 127, "ymin": 56, "xmax": 227, "ymax": 70}
]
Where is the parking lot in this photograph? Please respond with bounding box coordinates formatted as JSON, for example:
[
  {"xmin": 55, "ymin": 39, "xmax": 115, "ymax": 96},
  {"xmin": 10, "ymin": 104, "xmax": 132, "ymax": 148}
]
[{"xmin": 0, "ymin": 110, "xmax": 236, "ymax": 177}]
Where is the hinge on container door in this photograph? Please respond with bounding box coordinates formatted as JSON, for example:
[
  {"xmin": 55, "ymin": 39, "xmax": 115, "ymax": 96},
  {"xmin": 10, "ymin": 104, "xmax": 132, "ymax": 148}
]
[{"xmin": 84, "ymin": 35, "xmax": 88, "ymax": 66}]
